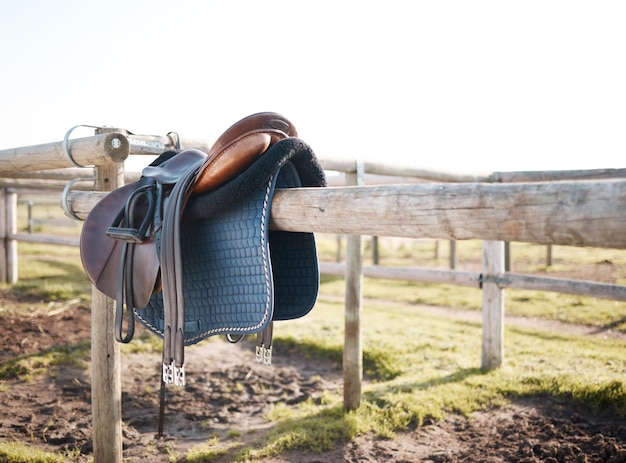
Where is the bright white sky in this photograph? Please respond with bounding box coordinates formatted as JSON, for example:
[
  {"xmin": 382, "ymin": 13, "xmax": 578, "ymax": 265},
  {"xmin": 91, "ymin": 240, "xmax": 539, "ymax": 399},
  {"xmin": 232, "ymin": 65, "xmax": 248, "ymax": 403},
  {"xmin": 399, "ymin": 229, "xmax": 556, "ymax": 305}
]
[{"xmin": 1, "ymin": 0, "xmax": 624, "ymax": 173}]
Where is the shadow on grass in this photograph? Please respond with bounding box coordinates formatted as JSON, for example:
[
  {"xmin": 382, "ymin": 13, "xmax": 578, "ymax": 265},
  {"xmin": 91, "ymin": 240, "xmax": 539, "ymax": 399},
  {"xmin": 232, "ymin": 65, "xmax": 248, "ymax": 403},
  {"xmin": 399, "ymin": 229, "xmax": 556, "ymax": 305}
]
[
  {"xmin": 13, "ymin": 257, "xmax": 91, "ymax": 301},
  {"xmin": 592, "ymin": 315, "xmax": 626, "ymax": 335},
  {"xmin": 273, "ymin": 337, "xmax": 406, "ymax": 382},
  {"xmin": 0, "ymin": 340, "xmax": 91, "ymax": 381}
]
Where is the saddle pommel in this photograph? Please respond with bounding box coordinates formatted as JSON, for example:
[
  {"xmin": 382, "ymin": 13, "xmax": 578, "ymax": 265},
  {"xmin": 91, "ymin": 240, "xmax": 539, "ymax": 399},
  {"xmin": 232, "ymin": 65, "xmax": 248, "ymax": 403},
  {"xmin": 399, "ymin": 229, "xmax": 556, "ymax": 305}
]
[
  {"xmin": 192, "ymin": 132, "xmax": 271, "ymax": 195},
  {"xmin": 192, "ymin": 112, "xmax": 297, "ymax": 195}
]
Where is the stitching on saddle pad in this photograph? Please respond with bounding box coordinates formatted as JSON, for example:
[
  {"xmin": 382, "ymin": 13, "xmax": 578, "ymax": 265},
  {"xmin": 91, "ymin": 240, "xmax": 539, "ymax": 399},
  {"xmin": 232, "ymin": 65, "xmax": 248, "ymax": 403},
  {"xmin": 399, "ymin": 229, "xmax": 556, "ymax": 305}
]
[{"xmin": 135, "ymin": 316, "xmax": 162, "ymax": 337}]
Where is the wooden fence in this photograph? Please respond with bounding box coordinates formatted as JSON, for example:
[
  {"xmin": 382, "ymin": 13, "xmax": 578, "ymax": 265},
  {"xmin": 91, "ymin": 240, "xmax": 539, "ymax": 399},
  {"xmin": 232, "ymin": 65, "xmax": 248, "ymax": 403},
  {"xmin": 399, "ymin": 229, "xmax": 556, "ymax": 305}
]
[{"xmin": 1, "ymin": 128, "xmax": 625, "ymax": 462}]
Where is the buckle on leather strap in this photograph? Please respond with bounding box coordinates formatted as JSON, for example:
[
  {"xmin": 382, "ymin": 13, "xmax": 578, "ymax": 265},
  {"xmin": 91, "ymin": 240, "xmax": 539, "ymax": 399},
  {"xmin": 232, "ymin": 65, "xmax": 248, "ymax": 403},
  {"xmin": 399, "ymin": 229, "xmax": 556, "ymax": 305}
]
[
  {"xmin": 163, "ymin": 361, "xmax": 186, "ymax": 386},
  {"xmin": 256, "ymin": 345, "xmax": 273, "ymax": 366},
  {"xmin": 256, "ymin": 322, "xmax": 273, "ymax": 365},
  {"xmin": 173, "ymin": 363, "xmax": 186, "ymax": 387},
  {"xmin": 162, "ymin": 362, "xmax": 174, "ymax": 384}
]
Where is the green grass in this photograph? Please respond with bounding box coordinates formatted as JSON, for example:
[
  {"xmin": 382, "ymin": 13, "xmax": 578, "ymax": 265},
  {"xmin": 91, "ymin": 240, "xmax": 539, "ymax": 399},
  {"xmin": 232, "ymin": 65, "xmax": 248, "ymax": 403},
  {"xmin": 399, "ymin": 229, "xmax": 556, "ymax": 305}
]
[
  {"xmin": 0, "ymin": 340, "xmax": 91, "ymax": 381},
  {"xmin": 185, "ymin": 297, "xmax": 626, "ymax": 462},
  {"xmin": 13, "ymin": 243, "xmax": 91, "ymax": 302},
  {"xmin": 0, "ymin": 441, "xmax": 65, "ymax": 463}
]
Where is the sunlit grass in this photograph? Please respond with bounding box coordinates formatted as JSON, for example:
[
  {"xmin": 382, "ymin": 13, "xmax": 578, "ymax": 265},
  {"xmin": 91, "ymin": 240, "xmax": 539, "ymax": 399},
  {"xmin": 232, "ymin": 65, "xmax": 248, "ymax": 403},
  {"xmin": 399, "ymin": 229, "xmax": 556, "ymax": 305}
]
[
  {"xmin": 185, "ymin": 298, "xmax": 626, "ymax": 462},
  {"xmin": 0, "ymin": 441, "xmax": 65, "ymax": 463},
  {"xmin": 4, "ymin": 242, "xmax": 91, "ymax": 303}
]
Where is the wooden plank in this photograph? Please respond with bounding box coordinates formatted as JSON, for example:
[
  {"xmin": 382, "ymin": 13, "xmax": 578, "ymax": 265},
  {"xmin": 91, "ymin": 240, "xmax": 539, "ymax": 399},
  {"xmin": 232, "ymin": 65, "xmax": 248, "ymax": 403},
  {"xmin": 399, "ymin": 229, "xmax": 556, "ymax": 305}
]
[
  {"xmin": 319, "ymin": 263, "xmax": 480, "ymax": 288},
  {"xmin": 268, "ymin": 181, "xmax": 626, "ymax": 249},
  {"xmin": 481, "ymin": 241, "xmax": 505, "ymax": 370},
  {"xmin": 502, "ymin": 273, "xmax": 626, "ymax": 301},
  {"xmin": 495, "ymin": 168, "xmax": 626, "ymax": 183},
  {"xmin": 319, "ymin": 159, "xmax": 626, "ymax": 183},
  {"xmin": 8, "ymin": 233, "xmax": 79, "ymax": 247},
  {"xmin": 0, "ymin": 178, "xmax": 95, "ymax": 190},
  {"xmin": 2, "ymin": 167, "xmax": 93, "ymax": 179},
  {"xmin": 366, "ymin": 266, "xmax": 479, "ymax": 288},
  {"xmin": 66, "ymin": 180, "xmax": 626, "ymax": 249},
  {"xmin": 0, "ymin": 133, "xmax": 129, "ymax": 173},
  {"xmin": 1, "ymin": 167, "xmax": 140, "ymax": 181},
  {"xmin": 0, "ymin": 172, "xmax": 140, "ymax": 190},
  {"xmin": 321, "ymin": 262, "xmax": 626, "ymax": 302}
]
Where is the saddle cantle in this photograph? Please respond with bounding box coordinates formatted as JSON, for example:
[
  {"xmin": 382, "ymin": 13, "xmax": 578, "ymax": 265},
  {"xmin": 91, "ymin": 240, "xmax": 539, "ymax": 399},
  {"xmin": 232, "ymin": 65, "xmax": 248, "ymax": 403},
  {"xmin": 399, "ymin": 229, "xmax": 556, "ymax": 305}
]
[{"xmin": 79, "ymin": 113, "xmax": 326, "ymax": 390}]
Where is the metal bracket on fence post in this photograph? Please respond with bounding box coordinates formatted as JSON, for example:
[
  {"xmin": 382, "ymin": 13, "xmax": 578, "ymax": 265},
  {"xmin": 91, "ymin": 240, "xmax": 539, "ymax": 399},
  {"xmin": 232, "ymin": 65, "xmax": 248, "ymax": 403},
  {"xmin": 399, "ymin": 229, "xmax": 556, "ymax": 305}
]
[
  {"xmin": 62, "ymin": 125, "xmax": 103, "ymax": 168},
  {"xmin": 61, "ymin": 174, "xmax": 96, "ymax": 220}
]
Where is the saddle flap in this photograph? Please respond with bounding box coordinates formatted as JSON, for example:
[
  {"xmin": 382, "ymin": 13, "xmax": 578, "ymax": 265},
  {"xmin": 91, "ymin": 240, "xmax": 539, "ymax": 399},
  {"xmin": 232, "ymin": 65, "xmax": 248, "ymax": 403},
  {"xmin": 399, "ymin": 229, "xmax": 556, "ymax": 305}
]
[{"xmin": 80, "ymin": 183, "xmax": 160, "ymax": 307}]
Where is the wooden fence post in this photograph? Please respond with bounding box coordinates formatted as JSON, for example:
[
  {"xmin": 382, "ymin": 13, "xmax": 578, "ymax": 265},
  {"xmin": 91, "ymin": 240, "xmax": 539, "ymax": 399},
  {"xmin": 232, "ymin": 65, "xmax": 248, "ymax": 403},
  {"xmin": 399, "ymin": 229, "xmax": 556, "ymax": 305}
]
[
  {"xmin": 0, "ymin": 188, "xmax": 6, "ymax": 283},
  {"xmin": 371, "ymin": 236, "xmax": 379, "ymax": 265},
  {"xmin": 90, "ymin": 129, "xmax": 126, "ymax": 463},
  {"xmin": 5, "ymin": 189, "xmax": 18, "ymax": 284},
  {"xmin": 546, "ymin": 245, "xmax": 553, "ymax": 267},
  {"xmin": 336, "ymin": 235, "xmax": 342, "ymax": 262},
  {"xmin": 343, "ymin": 161, "xmax": 364, "ymax": 410},
  {"xmin": 449, "ymin": 240, "xmax": 457, "ymax": 269},
  {"xmin": 481, "ymin": 240, "xmax": 505, "ymax": 369},
  {"xmin": 504, "ymin": 242, "xmax": 511, "ymax": 272}
]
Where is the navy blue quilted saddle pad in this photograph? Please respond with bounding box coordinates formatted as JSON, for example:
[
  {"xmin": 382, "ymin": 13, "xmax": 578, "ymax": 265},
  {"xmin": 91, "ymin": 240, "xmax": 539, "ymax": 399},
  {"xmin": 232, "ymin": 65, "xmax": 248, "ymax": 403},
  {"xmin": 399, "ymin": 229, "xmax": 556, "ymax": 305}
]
[{"xmin": 134, "ymin": 138, "xmax": 326, "ymax": 345}]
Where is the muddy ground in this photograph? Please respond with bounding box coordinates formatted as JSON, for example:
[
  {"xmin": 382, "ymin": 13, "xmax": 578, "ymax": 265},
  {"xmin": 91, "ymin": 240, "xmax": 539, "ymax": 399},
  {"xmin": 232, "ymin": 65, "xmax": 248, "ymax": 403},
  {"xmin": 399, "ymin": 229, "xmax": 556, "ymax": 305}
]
[{"xmin": 0, "ymin": 290, "xmax": 625, "ymax": 463}]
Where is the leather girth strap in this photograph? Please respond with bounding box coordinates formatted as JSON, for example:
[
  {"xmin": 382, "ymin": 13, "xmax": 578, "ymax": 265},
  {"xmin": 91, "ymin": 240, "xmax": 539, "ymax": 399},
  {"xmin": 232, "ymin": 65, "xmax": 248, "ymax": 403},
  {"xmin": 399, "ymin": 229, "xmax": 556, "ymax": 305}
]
[{"xmin": 159, "ymin": 158, "xmax": 205, "ymax": 386}]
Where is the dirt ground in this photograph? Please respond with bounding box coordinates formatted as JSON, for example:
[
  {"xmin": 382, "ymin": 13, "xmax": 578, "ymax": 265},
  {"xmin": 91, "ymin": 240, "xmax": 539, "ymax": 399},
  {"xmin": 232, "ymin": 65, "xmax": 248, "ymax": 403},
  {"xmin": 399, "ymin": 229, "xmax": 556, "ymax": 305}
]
[{"xmin": 0, "ymin": 290, "xmax": 625, "ymax": 463}]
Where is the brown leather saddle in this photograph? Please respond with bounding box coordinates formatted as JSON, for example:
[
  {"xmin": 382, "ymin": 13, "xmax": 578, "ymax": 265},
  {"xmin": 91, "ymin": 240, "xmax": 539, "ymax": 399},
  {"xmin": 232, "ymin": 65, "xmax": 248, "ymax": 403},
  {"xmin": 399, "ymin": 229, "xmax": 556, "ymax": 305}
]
[{"xmin": 80, "ymin": 113, "xmax": 326, "ymax": 389}]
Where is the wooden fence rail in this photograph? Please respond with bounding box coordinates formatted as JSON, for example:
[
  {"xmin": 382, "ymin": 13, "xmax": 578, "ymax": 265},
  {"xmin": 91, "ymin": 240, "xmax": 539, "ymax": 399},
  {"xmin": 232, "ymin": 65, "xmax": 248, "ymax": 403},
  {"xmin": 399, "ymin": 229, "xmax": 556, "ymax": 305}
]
[
  {"xmin": 319, "ymin": 262, "xmax": 626, "ymax": 301},
  {"xmin": 2, "ymin": 128, "xmax": 626, "ymax": 463},
  {"xmin": 66, "ymin": 180, "xmax": 626, "ymax": 248}
]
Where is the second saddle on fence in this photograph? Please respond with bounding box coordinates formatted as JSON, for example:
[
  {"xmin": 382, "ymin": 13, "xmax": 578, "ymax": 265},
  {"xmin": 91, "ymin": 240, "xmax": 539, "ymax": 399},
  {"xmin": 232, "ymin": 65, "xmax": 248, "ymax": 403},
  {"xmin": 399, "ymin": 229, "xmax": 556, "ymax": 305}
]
[{"xmin": 79, "ymin": 112, "xmax": 326, "ymax": 387}]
